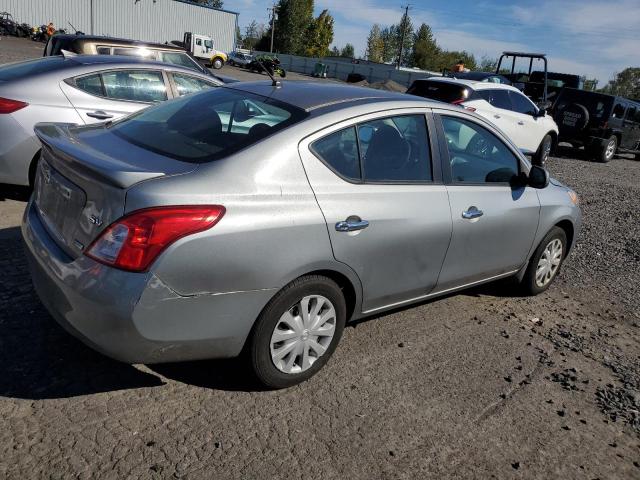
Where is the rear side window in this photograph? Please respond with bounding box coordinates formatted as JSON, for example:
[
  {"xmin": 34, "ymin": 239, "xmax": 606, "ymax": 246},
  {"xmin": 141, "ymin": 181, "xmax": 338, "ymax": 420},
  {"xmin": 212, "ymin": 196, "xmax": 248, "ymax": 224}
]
[
  {"xmin": 311, "ymin": 115, "xmax": 432, "ymax": 183},
  {"xmin": 612, "ymin": 103, "xmax": 626, "ymax": 118},
  {"xmin": 75, "ymin": 73, "xmax": 103, "ymax": 96},
  {"xmin": 101, "ymin": 70, "xmax": 167, "ymax": 103},
  {"xmin": 96, "ymin": 46, "xmax": 111, "ymax": 55},
  {"xmin": 625, "ymin": 106, "xmax": 638, "ymax": 122},
  {"xmin": 311, "ymin": 127, "xmax": 360, "ymax": 181},
  {"xmin": 407, "ymin": 81, "xmax": 473, "ymax": 104},
  {"xmin": 110, "ymin": 88, "xmax": 307, "ymax": 163},
  {"xmin": 112, "ymin": 47, "xmax": 157, "ymax": 60},
  {"xmin": 478, "ymin": 89, "xmax": 512, "ymax": 110}
]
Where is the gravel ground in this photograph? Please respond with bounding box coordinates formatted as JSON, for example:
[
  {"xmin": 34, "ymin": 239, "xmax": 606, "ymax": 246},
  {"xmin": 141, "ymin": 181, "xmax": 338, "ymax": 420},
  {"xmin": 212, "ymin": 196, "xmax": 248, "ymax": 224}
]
[{"xmin": 1, "ymin": 37, "xmax": 640, "ymax": 479}]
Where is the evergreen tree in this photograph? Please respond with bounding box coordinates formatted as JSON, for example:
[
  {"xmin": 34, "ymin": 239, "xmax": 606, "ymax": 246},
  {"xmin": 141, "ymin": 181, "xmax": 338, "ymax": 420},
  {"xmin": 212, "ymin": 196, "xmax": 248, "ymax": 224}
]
[
  {"xmin": 393, "ymin": 11, "xmax": 414, "ymax": 66},
  {"xmin": 273, "ymin": 0, "xmax": 314, "ymax": 55},
  {"xmin": 340, "ymin": 43, "xmax": 355, "ymax": 58},
  {"xmin": 411, "ymin": 23, "xmax": 440, "ymax": 71},
  {"xmin": 380, "ymin": 27, "xmax": 396, "ymax": 63},
  {"xmin": 366, "ymin": 24, "xmax": 384, "ymax": 63},
  {"xmin": 306, "ymin": 9, "xmax": 334, "ymax": 57}
]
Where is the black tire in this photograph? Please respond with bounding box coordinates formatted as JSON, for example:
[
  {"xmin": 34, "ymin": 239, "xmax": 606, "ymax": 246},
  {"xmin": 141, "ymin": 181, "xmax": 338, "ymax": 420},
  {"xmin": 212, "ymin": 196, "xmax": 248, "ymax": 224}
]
[
  {"xmin": 520, "ymin": 226, "xmax": 567, "ymax": 296},
  {"xmin": 594, "ymin": 135, "xmax": 617, "ymax": 163},
  {"xmin": 533, "ymin": 133, "xmax": 553, "ymax": 166},
  {"xmin": 249, "ymin": 275, "xmax": 346, "ymax": 389}
]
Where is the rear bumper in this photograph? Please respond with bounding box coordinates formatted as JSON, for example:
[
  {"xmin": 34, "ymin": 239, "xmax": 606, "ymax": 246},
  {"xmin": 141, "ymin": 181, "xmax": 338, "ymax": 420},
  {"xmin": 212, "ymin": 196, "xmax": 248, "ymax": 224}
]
[
  {"xmin": 22, "ymin": 201, "xmax": 276, "ymax": 364},
  {"xmin": 0, "ymin": 115, "xmax": 40, "ymax": 186}
]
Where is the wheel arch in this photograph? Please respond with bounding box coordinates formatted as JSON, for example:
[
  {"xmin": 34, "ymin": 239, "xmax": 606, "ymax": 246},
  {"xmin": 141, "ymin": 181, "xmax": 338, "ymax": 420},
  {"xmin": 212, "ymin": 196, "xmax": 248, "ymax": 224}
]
[
  {"xmin": 555, "ymin": 219, "xmax": 574, "ymax": 257},
  {"xmin": 28, "ymin": 148, "xmax": 42, "ymax": 187}
]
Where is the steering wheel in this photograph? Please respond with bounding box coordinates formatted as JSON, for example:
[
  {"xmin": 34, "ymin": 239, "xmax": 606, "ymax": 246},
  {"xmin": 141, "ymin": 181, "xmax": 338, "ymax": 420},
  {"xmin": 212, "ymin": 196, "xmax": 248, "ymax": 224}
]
[{"xmin": 466, "ymin": 134, "xmax": 492, "ymax": 158}]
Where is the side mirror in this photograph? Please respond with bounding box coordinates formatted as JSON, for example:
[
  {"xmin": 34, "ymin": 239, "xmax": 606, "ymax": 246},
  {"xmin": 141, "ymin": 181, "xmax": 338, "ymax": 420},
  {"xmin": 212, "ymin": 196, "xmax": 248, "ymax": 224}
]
[
  {"xmin": 528, "ymin": 165, "xmax": 549, "ymax": 189},
  {"xmin": 534, "ymin": 109, "xmax": 546, "ymax": 118}
]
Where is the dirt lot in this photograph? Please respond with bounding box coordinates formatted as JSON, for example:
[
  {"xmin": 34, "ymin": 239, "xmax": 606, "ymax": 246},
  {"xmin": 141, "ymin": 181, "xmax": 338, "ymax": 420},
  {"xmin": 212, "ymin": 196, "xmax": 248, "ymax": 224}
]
[{"xmin": 1, "ymin": 37, "xmax": 640, "ymax": 479}]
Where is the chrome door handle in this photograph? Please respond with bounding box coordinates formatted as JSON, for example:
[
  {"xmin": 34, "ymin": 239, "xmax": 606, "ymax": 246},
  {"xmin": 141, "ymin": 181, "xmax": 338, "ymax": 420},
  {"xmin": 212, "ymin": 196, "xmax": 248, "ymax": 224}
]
[
  {"xmin": 86, "ymin": 110, "xmax": 113, "ymax": 120},
  {"xmin": 518, "ymin": 120, "xmax": 525, "ymax": 125},
  {"xmin": 462, "ymin": 206, "xmax": 484, "ymax": 219},
  {"xmin": 335, "ymin": 217, "xmax": 369, "ymax": 232}
]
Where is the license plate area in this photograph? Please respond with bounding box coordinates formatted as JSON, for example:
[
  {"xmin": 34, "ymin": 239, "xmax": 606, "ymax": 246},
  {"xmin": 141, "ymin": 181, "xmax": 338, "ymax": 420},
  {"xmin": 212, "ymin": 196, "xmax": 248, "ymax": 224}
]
[{"xmin": 34, "ymin": 160, "xmax": 87, "ymax": 253}]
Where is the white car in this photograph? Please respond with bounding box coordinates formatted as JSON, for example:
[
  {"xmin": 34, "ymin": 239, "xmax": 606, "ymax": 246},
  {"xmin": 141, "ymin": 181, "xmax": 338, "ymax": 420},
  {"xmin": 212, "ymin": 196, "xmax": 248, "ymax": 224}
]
[{"xmin": 407, "ymin": 77, "xmax": 559, "ymax": 165}]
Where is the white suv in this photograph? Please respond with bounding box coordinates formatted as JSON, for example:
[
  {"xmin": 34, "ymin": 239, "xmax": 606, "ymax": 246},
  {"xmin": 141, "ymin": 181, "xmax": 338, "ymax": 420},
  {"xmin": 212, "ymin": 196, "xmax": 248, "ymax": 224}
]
[{"xmin": 408, "ymin": 77, "xmax": 559, "ymax": 165}]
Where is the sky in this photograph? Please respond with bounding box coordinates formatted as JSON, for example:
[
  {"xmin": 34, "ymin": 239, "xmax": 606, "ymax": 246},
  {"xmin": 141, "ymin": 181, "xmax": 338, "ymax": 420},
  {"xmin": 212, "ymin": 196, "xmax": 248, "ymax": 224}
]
[{"xmin": 231, "ymin": 0, "xmax": 640, "ymax": 87}]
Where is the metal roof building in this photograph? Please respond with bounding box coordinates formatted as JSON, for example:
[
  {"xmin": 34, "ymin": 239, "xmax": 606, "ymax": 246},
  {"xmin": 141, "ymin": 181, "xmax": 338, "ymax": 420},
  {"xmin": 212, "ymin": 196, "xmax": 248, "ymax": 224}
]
[{"xmin": 0, "ymin": 0, "xmax": 238, "ymax": 52}]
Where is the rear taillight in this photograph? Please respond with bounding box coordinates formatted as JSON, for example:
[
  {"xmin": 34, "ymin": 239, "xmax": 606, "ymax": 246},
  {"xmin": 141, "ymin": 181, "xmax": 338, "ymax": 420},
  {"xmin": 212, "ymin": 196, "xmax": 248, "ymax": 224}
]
[
  {"xmin": 85, "ymin": 205, "xmax": 225, "ymax": 272},
  {"xmin": 0, "ymin": 97, "xmax": 28, "ymax": 114},
  {"xmin": 451, "ymin": 98, "xmax": 465, "ymax": 105}
]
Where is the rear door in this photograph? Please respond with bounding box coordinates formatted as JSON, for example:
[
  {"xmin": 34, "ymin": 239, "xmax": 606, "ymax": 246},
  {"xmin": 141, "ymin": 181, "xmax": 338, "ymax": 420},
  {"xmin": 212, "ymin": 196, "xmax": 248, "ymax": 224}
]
[
  {"xmin": 61, "ymin": 69, "xmax": 170, "ymax": 124},
  {"xmin": 621, "ymin": 104, "xmax": 640, "ymax": 150},
  {"xmin": 434, "ymin": 111, "xmax": 540, "ymax": 290},
  {"xmin": 474, "ymin": 89, "xmax": 526, "ymax": 146},
  {"xmin": 299, "ymin": 109, "xmax": 452, "ymax": 313}
]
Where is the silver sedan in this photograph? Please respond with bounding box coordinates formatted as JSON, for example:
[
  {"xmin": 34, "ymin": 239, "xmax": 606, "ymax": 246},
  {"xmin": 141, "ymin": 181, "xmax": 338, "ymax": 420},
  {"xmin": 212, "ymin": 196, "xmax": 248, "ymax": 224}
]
[
  {"xmin": 0, "ymin": 54, "xmax": 222, "ymax": 187},
  {"xmin": 22, "ymin": 81, "xmax": 581, "ymax": 388}
]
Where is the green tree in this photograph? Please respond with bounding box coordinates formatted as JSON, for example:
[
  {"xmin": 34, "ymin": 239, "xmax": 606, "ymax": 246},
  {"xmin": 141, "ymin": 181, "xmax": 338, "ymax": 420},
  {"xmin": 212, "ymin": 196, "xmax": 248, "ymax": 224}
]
[
  {"xmin": 393, "ymin": 11, "xmax": 414, "ymax": 66},
  {"xmin": 273, "ymin": 0, "xmax": 314, "ymax": 55},
  {"xmin": 479, "ymin": 55, "xmax": 498, "ymax": 72},
  {"xmin": 191, "ymin": 0, "xmax": 224, "ymax": 8},
  {"xmin": 411, "ymin": 23, "xmax": 440, "ymax": 71},
  {"xmin": 306, "ymin": 9, "xmax": 334, "ymax": 57},
  {"xmin": 243, "ymin": 20, "xmax": 265, "ymax": 51},
  {"xmin": 584, "ymin": 78, "xmax": 599, "ymax": 92},
  {"xmin": 366, "ymin": 24, "xmax": 384, "ymax": 63},
  {"xmin": 330, "ymin": 45, "xmax": 340, "ymax": 56},
  {"xmin": 340, "ymin": 43, "xmax": 355, "ymax": 58},
  {"xmin": 602, "ymin": 67, "xmax": 640, "ymax": 98},
  {"xmin": 380, "ymin": 27, "xmax": 396, "ymax": 63},
  {"xmin": 436, "ymin": 50, "xmax": 477, "ymax": 72}
]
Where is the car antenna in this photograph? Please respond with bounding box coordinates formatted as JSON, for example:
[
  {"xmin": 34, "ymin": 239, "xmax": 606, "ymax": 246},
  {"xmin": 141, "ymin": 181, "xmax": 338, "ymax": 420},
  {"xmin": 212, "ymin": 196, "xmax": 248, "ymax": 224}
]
[{"xmin": 256, "ymin": 59, "xmax": 281, "ymax": 88}]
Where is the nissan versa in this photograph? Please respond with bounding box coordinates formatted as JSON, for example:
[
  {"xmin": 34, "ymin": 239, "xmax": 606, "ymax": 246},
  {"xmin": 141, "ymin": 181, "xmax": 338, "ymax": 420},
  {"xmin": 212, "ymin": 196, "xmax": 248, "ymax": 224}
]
[{"xmin": 22, "ymin": 82, "xmax": 581, "ymax": 388}]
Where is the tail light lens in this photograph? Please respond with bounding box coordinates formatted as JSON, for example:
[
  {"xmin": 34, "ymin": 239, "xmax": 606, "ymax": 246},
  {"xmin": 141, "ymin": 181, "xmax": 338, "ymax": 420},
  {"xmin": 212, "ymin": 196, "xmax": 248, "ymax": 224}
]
[
  {"xmin": 85, "ymin": 205, "xmax": 225, "ymax": 272},
  {"xmin": 0, "ymin": 97, "xmax": 29, "ymax": 114}
]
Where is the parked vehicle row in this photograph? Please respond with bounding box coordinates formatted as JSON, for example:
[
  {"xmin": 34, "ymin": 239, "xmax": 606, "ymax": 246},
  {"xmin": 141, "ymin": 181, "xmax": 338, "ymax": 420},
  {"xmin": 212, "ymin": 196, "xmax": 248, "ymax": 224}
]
[{"xmin": 407, "ymin": 77, "xmax": 559, "ymax": 165}]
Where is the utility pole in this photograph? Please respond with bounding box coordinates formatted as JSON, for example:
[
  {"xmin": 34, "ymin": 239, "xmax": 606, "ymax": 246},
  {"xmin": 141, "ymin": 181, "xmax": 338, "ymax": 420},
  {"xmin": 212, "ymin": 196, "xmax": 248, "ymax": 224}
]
[
  {"xmin": 396, "ymin": 4, "xmax": 410, "ymax": 70},
  {"xmin": 269, "ymin": 3, "xmax": 278, "ymax": 53}
]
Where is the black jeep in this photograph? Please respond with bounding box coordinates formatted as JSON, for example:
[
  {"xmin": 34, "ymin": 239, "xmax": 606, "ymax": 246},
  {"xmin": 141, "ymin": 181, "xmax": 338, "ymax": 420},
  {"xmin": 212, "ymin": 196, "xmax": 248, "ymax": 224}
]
[{"xmin": 551, "ymin": 88, "xmax": 640, "ymax": 162}]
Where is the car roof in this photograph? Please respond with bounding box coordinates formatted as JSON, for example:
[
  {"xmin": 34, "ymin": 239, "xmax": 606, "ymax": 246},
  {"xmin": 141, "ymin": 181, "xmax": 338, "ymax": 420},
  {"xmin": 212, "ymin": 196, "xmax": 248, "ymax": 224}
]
[
  {"xmin": 414, "ymin": 76, "xmax": 521, "ymax": 92},
  {"xmin": 51, "ymin": 34, "xmax": 184, "ymax": 51},
  {"xmin": 227, "ymin": 81, "xmax": 425, "ymax": 112}
]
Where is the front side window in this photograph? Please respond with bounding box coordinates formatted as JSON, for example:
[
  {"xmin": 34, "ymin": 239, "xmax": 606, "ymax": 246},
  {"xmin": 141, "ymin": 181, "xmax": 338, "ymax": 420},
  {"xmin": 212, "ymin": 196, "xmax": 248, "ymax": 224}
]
[
  {"xmin": 96, "ymin": 46, "xmax": 111, "ymax": 55},
  {"xmin": 509, "ymin": 91, "xmax": 537, "ymax": 115},
  {"xmin": 441, "ymin": 116, "xmax": 519, "ymax": 184},
  {"xmin": 172, "ymin": 73, "xmax": 218, "ymax": 96},
  {"xmin": 612, "ymin": 103, "xmax": 626, "ymax": 118},
  {"xmin": 110, "ymin": 88, "xmax": 307, "ymax": 163},
  {"xmin": 311, "ymin": 114, "xmax": 432, "ymax": 183},
  {"xmin": 196, "ymin": 38, "xmax": 202, "ymax": 46},
  {"xmin": 624, "ymin": 106, "xmax": 637, "ymax": 123},
  {"xmin": 160, "ymin": 52, "xmax": 200, "ymax": 71},
  {"xmin": 101, "ymin": 70, "xmax": 167, "ymax": 103}
]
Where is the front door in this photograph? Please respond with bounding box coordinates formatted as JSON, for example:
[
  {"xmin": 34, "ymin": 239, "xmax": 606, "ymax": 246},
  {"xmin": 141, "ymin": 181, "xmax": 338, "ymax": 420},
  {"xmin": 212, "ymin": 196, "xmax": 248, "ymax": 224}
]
[
  {"xmin": 298, "ymin": 110, "xmax": 452, "ymax": 312},
  {"xmin": 435, "ymin": 113, "xmax": 541, "ymax": 290}
]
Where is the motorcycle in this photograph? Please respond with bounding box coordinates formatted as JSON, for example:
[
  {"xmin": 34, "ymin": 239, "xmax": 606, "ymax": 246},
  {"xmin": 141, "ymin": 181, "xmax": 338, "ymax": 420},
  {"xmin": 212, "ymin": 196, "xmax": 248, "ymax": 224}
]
[{"xmin": 248, "ymin": 55, "xmax": 286, "ymax": 78}]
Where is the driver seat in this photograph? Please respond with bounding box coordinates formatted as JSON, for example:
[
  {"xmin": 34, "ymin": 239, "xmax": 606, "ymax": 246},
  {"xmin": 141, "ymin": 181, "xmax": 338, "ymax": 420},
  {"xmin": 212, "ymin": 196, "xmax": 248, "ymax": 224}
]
[{"xmin": 364, "ymin": 125, "xmax": 410, "ymax": 180}]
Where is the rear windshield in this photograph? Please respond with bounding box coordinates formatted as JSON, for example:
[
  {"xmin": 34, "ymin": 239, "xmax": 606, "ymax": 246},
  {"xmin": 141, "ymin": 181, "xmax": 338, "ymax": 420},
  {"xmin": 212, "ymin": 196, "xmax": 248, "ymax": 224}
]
[
  {"xmin": 110, "ymin": 88, "xmax": 308, "ymax": 163},
  {"xmin": 0, "ymin": 56, "xmax": 67, "ymax": 81},
  {"xmin": 407, "ymin": 80, "xmax": 472, "ymax": 103},
  {"xmin": 554, "ymin": 89, "xmax": 614, "ymax": 119}
]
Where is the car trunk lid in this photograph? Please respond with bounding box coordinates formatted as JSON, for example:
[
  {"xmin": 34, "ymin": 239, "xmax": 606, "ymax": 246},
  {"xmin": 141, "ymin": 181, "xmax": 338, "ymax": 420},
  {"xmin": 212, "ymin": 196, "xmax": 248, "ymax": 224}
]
[{"xmin": 33, "ymin": 123, "xmax": 198, "ymax": 259}]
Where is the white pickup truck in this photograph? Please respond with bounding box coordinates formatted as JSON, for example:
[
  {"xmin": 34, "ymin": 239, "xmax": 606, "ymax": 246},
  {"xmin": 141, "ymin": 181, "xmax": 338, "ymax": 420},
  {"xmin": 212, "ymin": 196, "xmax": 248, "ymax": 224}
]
[{"xmin": 183, "ymin": 32, "xmax": 227, "ymax": 69}]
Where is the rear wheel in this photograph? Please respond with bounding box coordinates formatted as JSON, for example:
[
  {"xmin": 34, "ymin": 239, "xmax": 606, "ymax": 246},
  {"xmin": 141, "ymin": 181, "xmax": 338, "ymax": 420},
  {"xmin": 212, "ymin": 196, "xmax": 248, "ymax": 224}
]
[
  {"xmin": 249, "ymin": 275, "xmax": 346, "ymax": 389},
  {"xmin": 594, "ymin": 135, "xmax": 617, "ymax": 163},
  {"xmin": 519, "ymin": 227, "xmax": 567, "ymax": 296}
]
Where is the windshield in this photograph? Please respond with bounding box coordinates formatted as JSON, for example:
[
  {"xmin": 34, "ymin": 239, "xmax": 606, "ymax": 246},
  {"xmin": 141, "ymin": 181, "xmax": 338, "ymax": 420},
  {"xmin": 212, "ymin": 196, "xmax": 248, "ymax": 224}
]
[
  {"xmin": 204, "ymin": 40, "xmax": 213, "ymax": 49},
  {"xmin": 0, "ymin": 56, "xmax": 67, "ymax": 81},
  {"xmin": 110, "ymin": 88, "xmax": 308, "ymax": 163}
]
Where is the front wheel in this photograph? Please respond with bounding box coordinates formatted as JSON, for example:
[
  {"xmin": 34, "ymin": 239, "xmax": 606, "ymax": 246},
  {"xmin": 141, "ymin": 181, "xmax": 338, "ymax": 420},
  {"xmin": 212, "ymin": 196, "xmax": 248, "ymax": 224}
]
[
  {"xmin": 533, "ymin": 134, "xmax": 553, "ymax": 167},
  {"xmin": 212, "ymin": 57, "xmax": 224, "ymax": 69},
  {"xmin": 249, "ymin": 275, "xmax": 346, "ymax": 389},
  {"xmin": 519, "ymin": 227, "xmax": 567, "ymax": 296}
]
